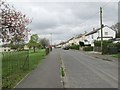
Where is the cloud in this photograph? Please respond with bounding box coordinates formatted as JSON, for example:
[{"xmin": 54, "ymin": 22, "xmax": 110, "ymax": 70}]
[{"xmin": 6, "ymin": 1, "xmax": 118, "ymax": 44}]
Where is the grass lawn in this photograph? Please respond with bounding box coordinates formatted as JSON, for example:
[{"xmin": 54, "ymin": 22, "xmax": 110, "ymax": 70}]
[
  {"xmin": 112, "ymin": 54, "xmax": 120, "ymax": 58},
  {"xmin": 2, "ymin": 49, "xmax": 45, "ymax": 89},
  {"xmin": 29, "ymin": 49, "xmax": 45, "ymax": 70}
]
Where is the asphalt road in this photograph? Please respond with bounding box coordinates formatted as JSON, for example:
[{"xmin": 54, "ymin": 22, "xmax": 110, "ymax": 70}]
[
  {"xmin": 16, "ymin": 49, "xmax": 118, "ymax": 88},
  {"xmin": 60, "ymin": 49, "xmax": 118, "ymax": 88}
]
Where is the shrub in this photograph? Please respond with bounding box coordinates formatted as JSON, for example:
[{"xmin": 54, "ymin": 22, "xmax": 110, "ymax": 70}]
[
  {"xmin": 83, "ymin": 46, "xmax": 93, "ymax": 51},
  {"xmin": 94, "ymin": 40, "xmax": 112, "ymax": 47},
  {"xmin": 79, "ymin": 41, "xmax": 85, "ymax": 47},
  {"xmin": 94, "ymin": 40, "xmax": 113, "ymax": 54},
  {"xmin": 69, "ymin": 45, "xmax": 79, "ymax": 50}
]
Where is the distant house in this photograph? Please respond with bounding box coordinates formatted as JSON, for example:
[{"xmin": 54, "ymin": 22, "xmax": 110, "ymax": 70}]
[
  {"xmin": 68, "ymin": 37, "xmax": 74, "ymax": 46},
  {"xmin": 85, "ymin": 25, "xmax": 116, "ymax": 46}
]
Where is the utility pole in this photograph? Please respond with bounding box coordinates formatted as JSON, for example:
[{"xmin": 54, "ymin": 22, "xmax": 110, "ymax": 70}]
[
  {"xmin": 100, "ymin": 7, "xmax": 103, "ymax": 55},
  {"xmin": 50, "ymin": 33, "xmax": 52, "ymax": 46}
]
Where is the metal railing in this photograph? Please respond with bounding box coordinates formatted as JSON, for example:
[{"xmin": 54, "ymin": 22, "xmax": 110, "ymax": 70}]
[{"xmin": 2, "ymin": 50, "xmax": 29, "ymax": 88}]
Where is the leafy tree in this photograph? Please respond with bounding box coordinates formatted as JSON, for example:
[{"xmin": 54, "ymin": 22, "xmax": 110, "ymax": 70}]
[
  {"xmin": 0, "ymin": 0, "xmax": 31, "ymax": 46},
  {"xmin": 28, "ymin": 34, "xmax": 39, "ymax": 52},
  {"xmin": 111, "ymin": 23, "xmax": 120, "ymax": 38}
]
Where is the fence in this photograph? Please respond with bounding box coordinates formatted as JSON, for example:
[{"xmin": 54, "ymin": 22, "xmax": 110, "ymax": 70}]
[{"xmin": 2, "ymin": 50, "xmax": 29, "ymax": 88}]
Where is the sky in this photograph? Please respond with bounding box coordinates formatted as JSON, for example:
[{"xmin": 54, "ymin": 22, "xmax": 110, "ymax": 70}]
[{"xmin": 6, "ymin": 0, "xmax": 118, "ymax": 44}]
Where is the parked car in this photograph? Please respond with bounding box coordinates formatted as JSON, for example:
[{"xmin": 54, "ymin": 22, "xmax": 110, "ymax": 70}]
[
  {"xmin": 113, "ymin": 38, "xmax": 120, "ymax": 43},
  {"xmin": 63, "ymin": 46, "xmax": 69, "ymax": 50}
]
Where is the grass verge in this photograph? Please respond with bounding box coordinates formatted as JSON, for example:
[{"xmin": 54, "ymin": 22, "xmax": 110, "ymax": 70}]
[
  {"xmin": 2, "ymin": 49, "xmax": 45, "ymax": 89},
  {"xmin": 112, "ymin": 54, "xmax": 120, "ymax": 58},
  {"xmin": 61, "ymin": 67, "xmax": 65, "ymax": 77}
]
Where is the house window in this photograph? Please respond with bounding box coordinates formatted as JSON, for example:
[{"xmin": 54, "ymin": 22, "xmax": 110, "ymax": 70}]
[{"xmin": 105, "ymin": 32, "xmax": 108, "ymax": 35}]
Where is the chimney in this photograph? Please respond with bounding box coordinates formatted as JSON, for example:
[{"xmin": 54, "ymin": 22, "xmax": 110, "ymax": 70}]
[{"xmin": 93, "ymin": 28, "xmax": 95, "ymax": 31}]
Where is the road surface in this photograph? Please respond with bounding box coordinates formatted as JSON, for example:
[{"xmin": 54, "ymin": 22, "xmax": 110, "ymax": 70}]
[
  {"xmin": 16, "ymin": 49, "xmax": 118, "ymax": 88},
  {"xmin": 60, "ymin": 49, "xmax": 118, "ymax": 88}
]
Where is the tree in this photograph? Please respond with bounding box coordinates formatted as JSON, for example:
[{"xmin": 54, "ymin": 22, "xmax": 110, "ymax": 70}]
[
  {"xmin": 39, "ymin": 38, "xmax": 50, "ymax": 48},
  {"xmin": 28, "ymin": 34, "xmax": 39, "ymax": 52},
  {"xmin": 0, "ymin": 0, "xmax": 31, "ymax": 47},
  {"xmin": 111, "ymin": 23, "xmax": 120, "ymax": 38}
]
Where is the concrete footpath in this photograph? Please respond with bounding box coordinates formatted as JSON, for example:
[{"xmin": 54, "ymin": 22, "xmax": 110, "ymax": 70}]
[
  {"xmin": 16, "ymin": 49, "xmax": 62, "ymax": 88},
  {"xmin": 85, "ymin": 51, "xmax": 118, "ymax": 61}
]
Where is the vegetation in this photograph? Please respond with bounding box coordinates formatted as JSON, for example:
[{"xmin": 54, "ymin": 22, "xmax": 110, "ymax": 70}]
[
  {"xmin": 79, "ymin": 41, "xmax": 85, "ymax": 47},
  {"xmin": 29, "ymin": 49, "xmax": 45, "ymax": 70},
  {"xmin": 69, "ymin": 45, "xmax": 79, "ymax": 50},
  {"xmin": 27, "ymin": 34, "xmax": 40, "ymax": 53},
  {"xmin": 94, "ymin": 40, "xmax": 119, "ymax": 54},
  {"xmin": 83, "ymin": 46, "xmax": 93, "ymax": 51},
  {"xmin": 61, "ymin": 67, "xmax": 65, "ymax": 77},
  {"xmin": 0, "ymin": 0, "xmax": 31, "ymax": 46},
  {"xmin": 112, "ymin": 54, "xmax": 120, "ymax": 58},
  {"xmin": 39, "ymin": 38, "xmax": 50, "ymax": 49},
  {"xmin": 2, "ymin": 49, "xmax": 45, "ymax": 89}
]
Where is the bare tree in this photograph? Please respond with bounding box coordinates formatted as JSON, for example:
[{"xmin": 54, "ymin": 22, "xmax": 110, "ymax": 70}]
[{"xmin": 40, "ymin": 38, "xmax": 50, "ymax": 48}]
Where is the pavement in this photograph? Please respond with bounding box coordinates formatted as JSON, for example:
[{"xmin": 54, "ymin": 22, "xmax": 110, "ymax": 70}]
[
  {"xmin": 16, "ymin": 49, "xmax": 62, "ymax": 88},
  {"xmin": 84, "ymin": 51, "xmax": 118, "ymax": 61}
]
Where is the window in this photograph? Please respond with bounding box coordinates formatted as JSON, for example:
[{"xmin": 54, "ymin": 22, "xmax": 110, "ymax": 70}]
[{"xmin": 105, "ymin": 32, "xmax": 108, "ymax": 35}]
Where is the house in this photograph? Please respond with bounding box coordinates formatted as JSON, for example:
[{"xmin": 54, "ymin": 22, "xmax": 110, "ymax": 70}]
[
  {"xmin": 85, "ymin": 25, "xmax": 116, "ymax": 46},
  {"xmin": 68, "ymin": 37, "xmax": 74, "ymax": 46},
  {"xmin": 73, "ymin": 34, "xmax": 83, "ymax": 45}
]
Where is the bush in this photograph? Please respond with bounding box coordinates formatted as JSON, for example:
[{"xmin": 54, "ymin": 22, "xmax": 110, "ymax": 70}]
[
  {"xmin": 94, "ymin": 40, "xmax": 112, "ymax": 47},
  {"xmin": 83, "ymin": 46, "xmax": 93, "ymax": 51},
  {"xmin": 79, "ymin": 41, "xmax": 85, "ymax": 47},
  {"xmin": 69, "ymin": 45, "xmax": 79, "ymax": 50},
  {"xmin": 94, "ymin": 40, "xmax": 113, "ymax": 54}
]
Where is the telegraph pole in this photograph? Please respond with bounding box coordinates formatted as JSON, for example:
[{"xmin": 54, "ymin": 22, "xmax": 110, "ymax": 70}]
[
  {"xmin": 100, "ymin": 7, "xmax": 103, "ymax": 55},
  {"xmin": 50, "ymin": 33, "xmax": 52, "ymax": 45}
]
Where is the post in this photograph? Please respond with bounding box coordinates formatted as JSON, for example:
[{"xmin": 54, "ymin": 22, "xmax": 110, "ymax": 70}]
[
  {"xmin": 100, "ymin": 7, "xmax": 103, "ymax": 55},
  {"xmin": 50, "ymin": 33, "xmax": 52, "ymax": 45}
]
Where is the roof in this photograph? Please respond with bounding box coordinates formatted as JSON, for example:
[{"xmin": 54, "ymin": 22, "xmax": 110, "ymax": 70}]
[
  {"xmin": 75, "ymin": 34, "xmax": 83, "ymax": 39},
  {"xmin": 85, "ymin": 27, "xmax": 101, "ymax": 36},
  {"xmin": 85, "ymin": 25, "xmax": 116, "ymax": 36}
]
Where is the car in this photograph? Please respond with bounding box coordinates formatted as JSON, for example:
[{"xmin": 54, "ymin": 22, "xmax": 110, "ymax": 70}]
[
  {"xmin": 113, "ymin": 38, "xmax": 120, "ymax": 43},
  {"xmin": 63, "ymin": 46, "xmax": 69, "ymax": 50}
]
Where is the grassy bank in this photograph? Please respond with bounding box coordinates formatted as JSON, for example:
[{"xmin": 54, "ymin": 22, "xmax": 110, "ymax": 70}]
[
  {"xmin": 2, "ymin": 49, "xmax": 45, "ymax": 89},
  {"xmin": 112, "ymin": 54, "xmax": 120, "ymax": 58}
]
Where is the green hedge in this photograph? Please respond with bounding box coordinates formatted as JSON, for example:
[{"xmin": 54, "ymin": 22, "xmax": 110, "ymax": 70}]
[
  {"xmin": 83, "ymin": 46, "xmax": 93, "ymax": 51},
  {"xmin": 94, "ymin": 40, "xmax": 120, "ymax": 54},
  {"xmin": 69, "ymin": 45, "xmax": 79, "ymax": 50},
  {"xmin": 94, "ymin": 40, "xmax": 112, "ymax": 47}
]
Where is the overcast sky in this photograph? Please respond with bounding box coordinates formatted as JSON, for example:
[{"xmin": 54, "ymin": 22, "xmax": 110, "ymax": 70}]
[{"xmin": 7, "ymin": 0, "xmax": 118, "ymax": 44}]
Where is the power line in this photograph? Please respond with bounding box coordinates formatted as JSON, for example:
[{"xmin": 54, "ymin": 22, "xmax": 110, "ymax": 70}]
[{"xmin": 78, "ymin": 0, "xmax": 113, "ymax": 26}]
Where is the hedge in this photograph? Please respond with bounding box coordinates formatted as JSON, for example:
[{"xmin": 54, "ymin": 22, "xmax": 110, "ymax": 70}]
[
  {"xmin": 69, "ymin": 45, "xmax": 79, "ymax": 50},
  {"xmin": 94, "ymin": 40, "xmax": 120, "ymax": 54},
  {"xmin": 83, "ymin": 46, "xmax": 93, "ymax": 51}
]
